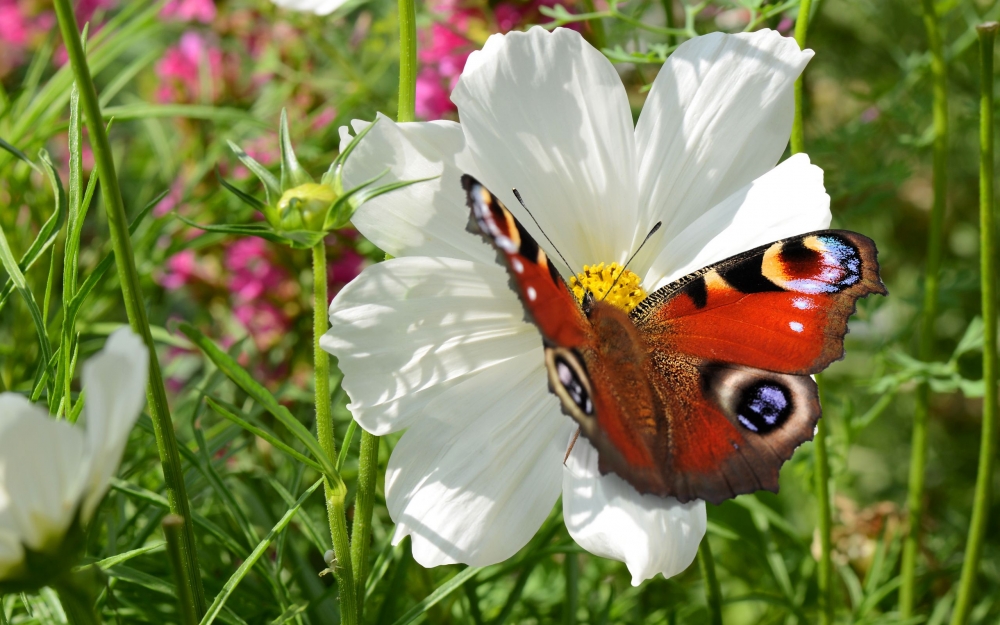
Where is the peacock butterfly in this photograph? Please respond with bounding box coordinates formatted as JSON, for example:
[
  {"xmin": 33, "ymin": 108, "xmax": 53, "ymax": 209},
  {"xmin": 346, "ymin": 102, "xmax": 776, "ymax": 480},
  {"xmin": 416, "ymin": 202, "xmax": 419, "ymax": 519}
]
[{"xmin": 462, "ymin": 174, "xmax": 887, "ymax": 505}]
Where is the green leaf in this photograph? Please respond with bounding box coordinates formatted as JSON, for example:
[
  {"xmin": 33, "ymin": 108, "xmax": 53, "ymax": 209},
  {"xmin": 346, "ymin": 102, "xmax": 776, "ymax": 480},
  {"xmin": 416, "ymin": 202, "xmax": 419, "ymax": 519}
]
[
  {"xmin": 205, "ymin": 397, "xmax": 324, "ymax": 474},
  {"xmin": 0, "ymin": 136, "xmax": 39, "ymax": 170},
  {"xmin": 228, "ymin": 139, "xmax": 280, "ymax": 206},
  {"xmin": 174, "ymin": 215, "xmax": 287, "ymax": 244},
  {"xmin": 178, "ymin": 323, "xmax": 343, "ymax": 489},
  {"xmin": 278, "ymin": 108, "xmax": 312, "ymax": 190},
  {"xmin": 199, "ymin": 480, "xmax": 323, "ymax": 625},
  {"xmin": 389, "ymin": 566, "xmax": 483, "ymax": 625},
  {"xmin": 0, "ymin": 149, "xmax": 68, "ymax": 314},
  {"xmin": 323, "ymin": 117, "xmax": 379, "ymax": 188},
  {"xmin": 217, "ymin": 169, "xmax": 266, "ymax": 212},
  {"xmin": 80, "ymin": 543, "xmax": 166, "ymax": 571},
  {"xmin": 0, "ymin": 221, "xmax": 53, "ymax": 386}
]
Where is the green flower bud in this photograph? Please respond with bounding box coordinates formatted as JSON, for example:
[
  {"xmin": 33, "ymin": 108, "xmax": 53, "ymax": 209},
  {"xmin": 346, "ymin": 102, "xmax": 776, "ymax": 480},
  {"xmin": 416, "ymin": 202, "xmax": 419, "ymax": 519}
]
[{"xmin": 276, "ymin": 183, "xmax": 338, "ymax": 232}]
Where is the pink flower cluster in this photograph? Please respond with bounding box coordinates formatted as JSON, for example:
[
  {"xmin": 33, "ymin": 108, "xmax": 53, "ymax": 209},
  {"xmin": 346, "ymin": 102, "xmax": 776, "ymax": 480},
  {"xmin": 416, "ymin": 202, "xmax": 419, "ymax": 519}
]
[
  {"xmin": 416, "ymin": 0, "xmax": 575, "ymax": 120},
  {"xmin": 0, "ymin": 0, "xmax": 53, "ymax": 76},
  {"xmin": 161, "ymin": 0, "xmax": 216, "ymax": 23},
  {"xmin": 155, "ymin": 31, "xmax": 224, "ymax": 103}
]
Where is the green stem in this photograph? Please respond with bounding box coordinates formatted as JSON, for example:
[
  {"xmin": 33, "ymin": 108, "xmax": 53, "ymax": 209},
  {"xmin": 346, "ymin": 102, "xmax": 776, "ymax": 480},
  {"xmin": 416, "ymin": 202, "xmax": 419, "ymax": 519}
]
[
  {"xmin": 51, "ymin": 0, "xmax": 206, "ymax": 615},
  {"xmin": 312, "ymin": 242, "xmax": 358, "ymax": 625},
  {"xmin": 698, "ymin": 537, "xmax": 723, "ymax": 625},
  {"xmin": 563, "ymin": 553, "xmax": 578, "ymax": 625},
  {"xmin": 901, "ymin": 0, "xmax": 949, "ymax": 615},
  {"xmin": 950, "ymin": 22, "xmax": 999, "ymax": 625},
  {"xmin": 351, "ymin": 431, "xmax": 379, "ymax": 617},
  {"xmin": 790, "ymin": 0, "xmax": 813, "ymax": 155},
  {"xmin": 580, "ymin": 0, "xmax": 607, "ymax": 51},
  {"xmin": 53, "ymin": 568, "xmax": 103, "ymax": 625},
  {"xmin": 163, "ymin": 515, "xmax": 199, "ymax": 625},
  {"xmin": 397, "ymin": 0, "xmax": 417, "ymax": 123},
  {"xmin": 814, "ymin": 380, "xmax": 833, "ymax": 625},
  {"xmin": 662, "ymin": 0, "xmax": 676, "ymax": 47}
]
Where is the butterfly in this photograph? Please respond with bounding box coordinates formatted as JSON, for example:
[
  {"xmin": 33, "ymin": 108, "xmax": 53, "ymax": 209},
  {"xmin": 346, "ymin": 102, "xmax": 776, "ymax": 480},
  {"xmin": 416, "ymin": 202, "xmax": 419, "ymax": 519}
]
[{"xmin": 462, "ymin": 174, "xmax": 887, "ymax": 505}]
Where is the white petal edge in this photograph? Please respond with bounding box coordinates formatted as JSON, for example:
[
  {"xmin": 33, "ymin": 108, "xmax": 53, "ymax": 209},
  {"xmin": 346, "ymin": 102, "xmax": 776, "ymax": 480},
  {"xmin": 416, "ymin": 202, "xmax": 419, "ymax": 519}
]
[
  {"xmin": 322, "ymin": 256, "xmax": 539, "ymax": 435},
  {"xmin": 386, "ymin": 349, "xmax": 576, "ymax": 567},
  {"xmin": 643, "ymin": 153, "xmax": 832, "ymax": 291},
  {"xmin": 563, "ymin": 437, "xmax": 706, "ymax": 586},
  {"xmin": 453, "ymin": 26, "xmax": 639, "ymax": 275},
  {"xmin": 0, "ymin": 399, "xmax": 87, "ymax": 552},
  {"xmin": 340, "ymin": 115, "xmax": 494, "ymax": 263},
  {"xmin": 80, "ymin": 328, "xmax": 149, "ymax": 522},
  {"xmin": 633, "ymin": 30, "xmax": 813, "ymax": 274}
]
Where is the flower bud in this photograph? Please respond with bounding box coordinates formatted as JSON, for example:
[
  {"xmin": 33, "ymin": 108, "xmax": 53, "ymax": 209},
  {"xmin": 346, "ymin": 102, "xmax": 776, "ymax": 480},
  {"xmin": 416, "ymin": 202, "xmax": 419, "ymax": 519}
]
[{"xmin": 276, "ymin": 183, "xmax": 338, "ymax": 232}]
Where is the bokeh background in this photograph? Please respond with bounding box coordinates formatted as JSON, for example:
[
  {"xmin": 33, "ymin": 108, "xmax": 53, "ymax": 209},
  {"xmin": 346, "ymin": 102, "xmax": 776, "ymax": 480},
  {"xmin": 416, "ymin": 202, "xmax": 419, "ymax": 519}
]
[{"xmin": 0, "ymin": 0, "xmax": 997, "ymax": 622}]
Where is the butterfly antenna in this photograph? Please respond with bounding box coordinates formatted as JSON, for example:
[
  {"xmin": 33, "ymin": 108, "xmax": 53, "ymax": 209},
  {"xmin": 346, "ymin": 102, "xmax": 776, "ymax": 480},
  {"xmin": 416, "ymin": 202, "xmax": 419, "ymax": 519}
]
[
  {"xmin": 513, "ymin": 188, "xmax": 574, "ymax": 273},
  {"xmin": 601, "ymin": 221, "xmax": 662, "ymax": 301}
]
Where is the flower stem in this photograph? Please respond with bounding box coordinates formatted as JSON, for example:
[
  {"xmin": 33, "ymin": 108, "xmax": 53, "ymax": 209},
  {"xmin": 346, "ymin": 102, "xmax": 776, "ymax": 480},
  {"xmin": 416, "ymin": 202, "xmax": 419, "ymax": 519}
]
[
  {"xmin": 698, "ymin": 537, "xmax": 723, "ymax": 625},
  {"xmin": 814, "ymin": 380, "xmax": 833, "ymax": 625},
  {"xmin": 312, "ymin": 241, "xmax": 358, "ymax": 625},
  {"xmin": 397, "ymin": 0, "xmax": 417, "ymax": 123},
  {"xmin": 351, "ymin": 431, "xmax": 379, "ymax": 617},
  {"xmin": 53, "ymin": 567, "xmax": 103, "ymax": 625},
  {"xmin": 901, "ymin": 0, "xmax": 949, "ymax": 615},
  {"xmin": 163, "ymin": 515, "xmax": 199, "ymax": 625},
  {"xmin": 662, "ymin": 0, "xmax": 676, "ymax": 47},
  {"xmin": 949, "ymin": 22, "xmax": 999, "ymax": 625},
  {"xmin": 563, "ymin": 552, "xmax": 578, "ymax": 625},
  {"xmin": 51, "ymin": 0, "xmax": 206, "ymax": 615},
  {"xmin": 790, "ymin": 0, "xmax": 813, "ymax": 155}
]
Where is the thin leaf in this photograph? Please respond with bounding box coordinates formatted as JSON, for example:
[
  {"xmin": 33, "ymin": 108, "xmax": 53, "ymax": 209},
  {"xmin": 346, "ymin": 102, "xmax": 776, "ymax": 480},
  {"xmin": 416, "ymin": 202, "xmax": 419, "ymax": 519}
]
[
  {"xmin": 178, "ymin": 323, "xmax": 342, "ymax": 488},
  {"xmin": 217, "ymin": 170, "xmax": 266, "ymax": 211},
  {"xmin": 336, "ymin": 419, "xmax": 357, "ymax": 472},
  {"xmin": 174, "ymin": 215, "xmax": 286, "ymax": 243},
  {"xmin": 323, "ymin": 117, "xmax": 378, "ymax": 186},
  {"xmin": 228, "ymin": 139, "xmax": 280, "ymax": 205},
  {"xmin": 205, "ymin": 397, "xmax": 324, "ymax": 473},
  {"xmin": 279, "ymin": 108, "xmax": 312, "ymax": 190},
  {"xmin": 0, "ymin": 136, "xmax": 39, "ymax": 170},
  {"xmin": 199, "ymin": 480, "xmax": 323, "ymax": 625},
  {"xmin": 81, "ymin": 543, "xmax": 166, "ymax": 571}
]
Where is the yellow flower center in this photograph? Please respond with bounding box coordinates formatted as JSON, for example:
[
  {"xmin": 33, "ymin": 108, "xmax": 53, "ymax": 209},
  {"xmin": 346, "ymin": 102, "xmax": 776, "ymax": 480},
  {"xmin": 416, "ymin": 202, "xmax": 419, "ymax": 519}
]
[{"xmin": 568, "ymin": 262, "xmax": 647, "ymax": 313}]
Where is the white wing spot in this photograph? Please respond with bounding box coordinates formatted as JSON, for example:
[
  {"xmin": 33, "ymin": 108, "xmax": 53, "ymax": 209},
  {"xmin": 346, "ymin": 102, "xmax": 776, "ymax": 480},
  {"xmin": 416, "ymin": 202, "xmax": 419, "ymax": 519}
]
[
  {"xmin": 792, "ymin": 297, "xmax": 813, "ymax": 310},
  {"xmin": 511, "ymin": 258, "xmax": 524, "ymax": 273},
  {"xmin": 527, "ymin": 286, "xmax": 537, "ymax": 301},
  {"xmin": 789, "ymin": 321, "xmax": 804, "ymax": 333}
]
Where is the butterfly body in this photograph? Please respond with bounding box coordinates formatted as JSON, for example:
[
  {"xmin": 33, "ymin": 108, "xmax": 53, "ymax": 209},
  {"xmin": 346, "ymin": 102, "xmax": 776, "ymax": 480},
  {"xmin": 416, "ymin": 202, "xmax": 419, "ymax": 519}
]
[{"xmin": 463, "ymin": 174, "xmax": 887, "ymax": 505}]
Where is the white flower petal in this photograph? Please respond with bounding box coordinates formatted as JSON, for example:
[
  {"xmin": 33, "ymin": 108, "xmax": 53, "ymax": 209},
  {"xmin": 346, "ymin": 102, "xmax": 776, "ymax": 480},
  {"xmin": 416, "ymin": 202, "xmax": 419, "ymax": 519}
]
[
  {"xmin": 342, "ymin": 115, "xmax": 492, "ymax": 263},
  {"xmin": 634, "ymin": 29, "xmax": 812, "ymax": 270},
  {"xmin": 453, "ymin": 26, "xmax": 638, "ymax": 274},
  {"xmin": 271, "ymin": 0, "xmax": 346, "ymax": 15},
  {"xmin": 322, "ymin": 256, "xmax": 539, "ymax": 435},
  {"xmin": 0, "ymin": 396, "xmax": 87, "ymax": 552},
  {"xmin": 563, "ymin": 437, "xmax": 706, "ymax": 586},
  {"xmin": 80, "ymin": 328, "xmax": 149, "ymax": 521},
  {"xmin": 643, "ymin": 153, "xmax": 831, "ymax": 290},
  {"xmin": 386, "ymin": 350, "xmax": 575, "ymax": 567}
]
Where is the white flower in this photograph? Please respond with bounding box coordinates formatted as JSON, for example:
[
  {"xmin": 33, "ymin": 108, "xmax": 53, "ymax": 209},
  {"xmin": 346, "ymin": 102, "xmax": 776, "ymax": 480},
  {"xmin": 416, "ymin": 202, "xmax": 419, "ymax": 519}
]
[
  {"xmin": 270, "ymin": 0, "xmax": 346, "ymax": 16},
  {"xmin": 322, "ymin": 27, "xmax": 829, "ymax": 585},
  {"xmin": 0, "ymin": 329, "xmax": 148, "ymax": 580}
]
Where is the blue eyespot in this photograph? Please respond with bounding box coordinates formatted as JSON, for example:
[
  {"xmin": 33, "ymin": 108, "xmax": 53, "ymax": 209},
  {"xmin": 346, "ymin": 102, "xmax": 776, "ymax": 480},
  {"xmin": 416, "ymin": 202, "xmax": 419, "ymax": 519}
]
[{"xmin": 736, "ymin": 382, "xmax": 792, "ymax": 434}]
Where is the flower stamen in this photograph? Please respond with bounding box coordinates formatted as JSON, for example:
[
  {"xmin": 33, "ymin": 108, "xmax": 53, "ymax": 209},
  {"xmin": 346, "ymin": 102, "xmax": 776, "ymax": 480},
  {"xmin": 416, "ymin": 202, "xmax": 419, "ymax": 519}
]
[{"xmin": 568, "ymin": 262, "xmax": 647, "ymax": 313}]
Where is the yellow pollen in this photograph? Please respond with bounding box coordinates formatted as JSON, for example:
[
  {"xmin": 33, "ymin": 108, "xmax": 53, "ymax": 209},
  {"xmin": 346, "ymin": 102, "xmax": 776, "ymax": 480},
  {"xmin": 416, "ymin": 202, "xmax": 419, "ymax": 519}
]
[{"xmin": 568, "ymin": 262, "xmax": 647, "ymax": 313}]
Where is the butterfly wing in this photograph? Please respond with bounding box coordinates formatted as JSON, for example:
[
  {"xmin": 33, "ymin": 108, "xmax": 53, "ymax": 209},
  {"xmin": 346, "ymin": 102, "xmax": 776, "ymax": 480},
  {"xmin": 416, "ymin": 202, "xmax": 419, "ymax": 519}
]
[
  {"xmin": 463, "ymin": 174, "xmax": 590, "ymax": 347},
  {"xmin": 618, "ymin": 231, "xmax": 887, "ymax": 503}
]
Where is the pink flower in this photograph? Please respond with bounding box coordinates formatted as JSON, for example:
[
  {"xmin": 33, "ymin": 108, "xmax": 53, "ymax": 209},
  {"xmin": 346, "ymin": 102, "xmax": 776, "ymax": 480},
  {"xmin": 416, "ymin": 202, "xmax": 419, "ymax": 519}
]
[
  {"xmin": 154, "ymin": 179, "xmax": 186, "ymax": 217},
  {"xmin": 74, "ymin": 0, "xmax": 115, "ymax": 24},
  {"xmin": 156, "ymin": 31, "xmax": 224, "ymax": 103},
  {"xmin": 233, "ymin": 301, "xmax": 288, "ymax": 351},
  {"xmin": 328, "ymin": 248, "xmax": 364, "ymax": 292},
  {"xmin": 416, "ymin": 66, "xmax": 457, "ymax": 120},
  {"xmin": 777, "ymin": 16, "xmax": 794, "ymax": 34},
  {"xmin": 160, "ymin": 250, "xmax": 200, "ymax": 290},
  {"xmin": 161, "ymin": 0, "xmax": 216, "ymax": 23},
  {"xmin": 0, "ymin": 1, "xmax": 29, "ymax": 46},
  {"xmin": 225, "ymin": 238, "xmax": 288, "ymax": 302},
  {"xmin": 311, "ymin": 106, "xmax": 338, "ymax": 131}
]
